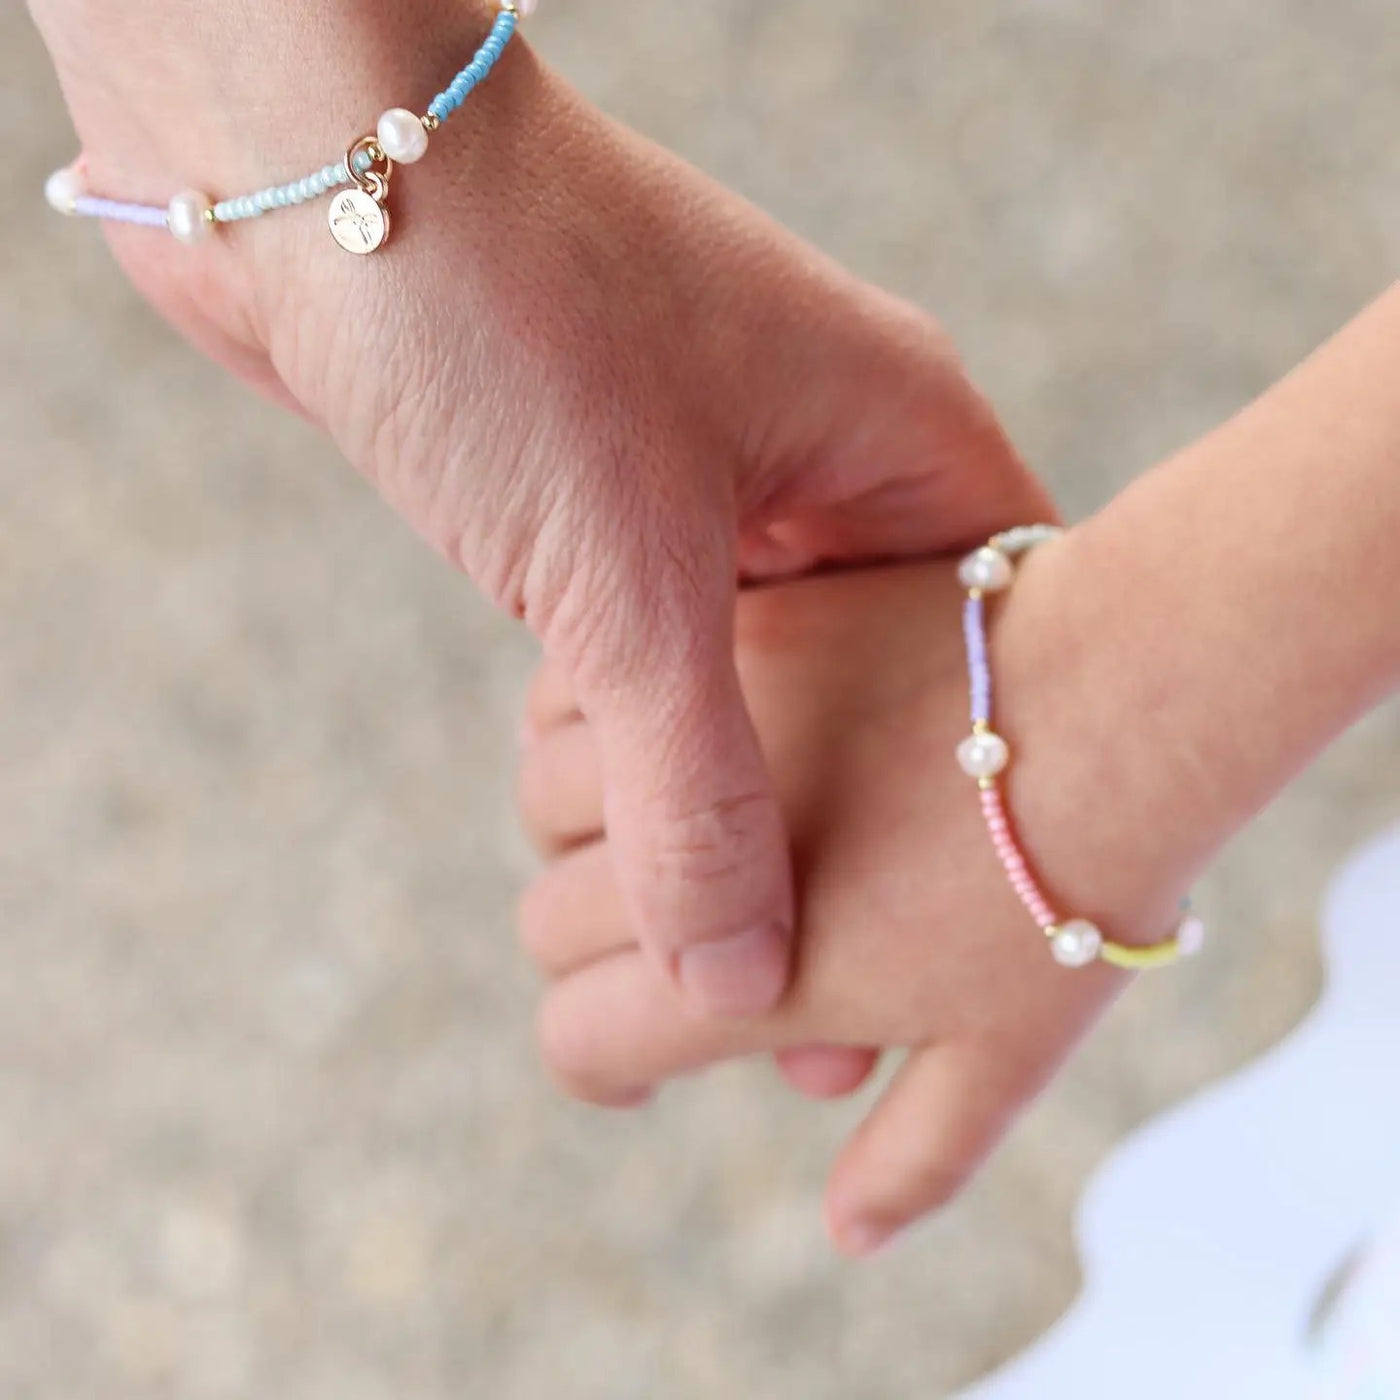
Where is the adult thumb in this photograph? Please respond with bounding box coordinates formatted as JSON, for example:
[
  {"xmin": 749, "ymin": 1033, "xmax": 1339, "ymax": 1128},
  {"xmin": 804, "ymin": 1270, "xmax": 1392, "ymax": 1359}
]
[{"xmin": 561, "ymin": 567, "xmax": 794, "ymax": 1018}]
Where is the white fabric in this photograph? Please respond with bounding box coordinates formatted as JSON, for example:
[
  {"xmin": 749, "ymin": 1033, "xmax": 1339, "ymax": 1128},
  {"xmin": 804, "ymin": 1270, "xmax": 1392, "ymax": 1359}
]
[{"xmin": 955, "ymin": 824, "xmax": 1400, "ymax": 1400}]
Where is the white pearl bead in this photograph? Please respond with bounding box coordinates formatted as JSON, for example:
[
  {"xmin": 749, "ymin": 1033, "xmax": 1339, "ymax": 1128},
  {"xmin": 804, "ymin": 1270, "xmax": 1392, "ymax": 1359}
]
[
  {"xmin": 45, "ymin": 165, "xmax": 86, "ymax": 214},
  {"xmin": 1050, "ymin": 920, "xmax": 1104, "ymax": 968},
  {"xmin": 167, "ymin": 189, "xmax": 214, "ymax": 244},
  {"xmin": 958, "ymin": 546, "xmax": 1014, "ymax": 593},
  {"xmin": 1176, "ymin": 914, "xmax": 1207, "ymax": 958},
  {"xmin": 956, "ymin": 731, "xmax": 1009, "ymax": 780},
  {"xmin": 376, "ymin": 108, "xmax": 430, "ymax": 165}
]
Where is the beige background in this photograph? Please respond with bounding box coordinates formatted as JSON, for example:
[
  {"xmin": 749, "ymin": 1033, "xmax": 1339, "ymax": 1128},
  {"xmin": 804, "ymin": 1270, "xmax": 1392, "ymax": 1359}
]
[{"xmin": 5, "ymin": 3, "xmax": 1400, "ymax": 1396}]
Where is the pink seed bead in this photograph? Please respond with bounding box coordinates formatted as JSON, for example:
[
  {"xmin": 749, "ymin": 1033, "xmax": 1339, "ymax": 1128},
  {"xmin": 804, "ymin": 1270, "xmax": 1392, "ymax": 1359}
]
[{"xmin": 970, "ymin": 734, "xmax": 1063, "ymax": 935}]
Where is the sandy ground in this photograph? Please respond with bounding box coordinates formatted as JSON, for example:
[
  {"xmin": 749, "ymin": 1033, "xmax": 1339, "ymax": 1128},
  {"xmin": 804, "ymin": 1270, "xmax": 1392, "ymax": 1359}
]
[{"xmin": 4, "ymin": 3, "xmax": 1399, "ymax": 1396}]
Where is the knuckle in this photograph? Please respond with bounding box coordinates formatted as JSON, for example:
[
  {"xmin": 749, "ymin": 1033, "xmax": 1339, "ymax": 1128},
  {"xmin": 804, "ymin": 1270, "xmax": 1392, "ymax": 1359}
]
[
  {"xmin": 548, "ymin": 523, "xmax": 722, "ymax": 693},
  {"xmin": 652, "ymin": 789, "xmax": 778, "ymax": 884},
  {"xmin": 535, "ymin": 1003, "xmax": 606, "ymax": 1103}
]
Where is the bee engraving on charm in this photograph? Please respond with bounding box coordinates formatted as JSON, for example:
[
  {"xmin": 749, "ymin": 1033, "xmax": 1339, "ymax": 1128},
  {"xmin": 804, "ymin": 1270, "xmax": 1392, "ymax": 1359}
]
[
  {"xmin": 329, "ymin": 187, "xmax": 389, "ymax": 255},
  {"xmin": 330, "ymin": 136, "xmax": 395, "ymax": 255}
]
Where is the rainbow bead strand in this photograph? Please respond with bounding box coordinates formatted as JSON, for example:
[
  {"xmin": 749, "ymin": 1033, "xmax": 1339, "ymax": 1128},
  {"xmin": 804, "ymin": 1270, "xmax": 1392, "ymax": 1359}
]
[
  {"xmin": 956, "ymin": 526, "xmax": 1206, "ymax": 971},
  {"xmin": 43, "ymin": 0, "xmax": 528, "ymax": 248}
]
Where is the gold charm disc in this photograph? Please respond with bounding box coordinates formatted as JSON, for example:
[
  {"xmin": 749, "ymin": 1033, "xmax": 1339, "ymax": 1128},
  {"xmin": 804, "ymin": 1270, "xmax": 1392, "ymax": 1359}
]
[{"xmin": 329, "ymin": 187, "xmax": 390, "ymax": 255}]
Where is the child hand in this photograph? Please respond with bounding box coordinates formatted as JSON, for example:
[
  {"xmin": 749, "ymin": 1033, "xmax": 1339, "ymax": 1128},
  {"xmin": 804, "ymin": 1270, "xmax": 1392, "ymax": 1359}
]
[{"xmin": 517, "ymin": 543, "xmax": 1203, "ymax": 1255}]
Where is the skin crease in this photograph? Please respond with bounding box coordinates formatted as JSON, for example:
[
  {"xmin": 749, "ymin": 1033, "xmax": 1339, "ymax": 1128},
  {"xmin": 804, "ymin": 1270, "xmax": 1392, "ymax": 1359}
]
[
  {"xmin": 29, "ymin": 0, "xmax": 1055, "ymax": 1032},
  {"xmin": 518, "ymin": 283, "xmax": 1400, "ymax": 1255}
]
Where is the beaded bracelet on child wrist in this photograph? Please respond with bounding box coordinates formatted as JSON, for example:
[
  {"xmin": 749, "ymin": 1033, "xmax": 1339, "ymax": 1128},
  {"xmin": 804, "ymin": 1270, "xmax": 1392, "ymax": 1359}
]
[
  {"xmin": 956, "ymin": 525, "xmax": 1206, "ymax": 971},
  {"xmin": 43, "ymin": 0, "xmax": 533, "ymax": 256}
]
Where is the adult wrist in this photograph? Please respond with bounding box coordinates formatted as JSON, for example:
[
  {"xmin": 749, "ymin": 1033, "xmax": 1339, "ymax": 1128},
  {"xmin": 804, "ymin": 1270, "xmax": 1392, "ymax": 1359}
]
[
  {"xmin": 31, "ymin": 0, "xmax": 555, "ymax": 278},
  {"xmin": 31, "ymin": 0, "xmax": 522, "ymax": 176}
]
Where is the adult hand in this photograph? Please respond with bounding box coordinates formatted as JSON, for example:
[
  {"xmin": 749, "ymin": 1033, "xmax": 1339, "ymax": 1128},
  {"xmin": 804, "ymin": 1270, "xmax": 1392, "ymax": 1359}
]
[{"xmin": 32, "ymin": 0, "xmax": 1054, "ymax": 1018}]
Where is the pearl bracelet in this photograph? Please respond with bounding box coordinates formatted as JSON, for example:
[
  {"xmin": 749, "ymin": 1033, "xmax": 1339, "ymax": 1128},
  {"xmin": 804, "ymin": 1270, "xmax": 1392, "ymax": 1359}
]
[
  {"xmin": 43, "ymin": 0, "xmax": 532, "ymax": 256},
  {"xmin": 956, "ymin": 526, "xmax": 1206, "ymax": 971}
]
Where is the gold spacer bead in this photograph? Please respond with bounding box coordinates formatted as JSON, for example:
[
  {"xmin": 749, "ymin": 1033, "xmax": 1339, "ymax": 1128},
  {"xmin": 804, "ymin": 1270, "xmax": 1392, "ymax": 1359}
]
[
  {"xmin": 421, "ymin": 113, "xmax": 441, "ymax": 132},
  {"xmin": 367, "ymin": 142, "xmax": 385, "ymax": 164},
  {"xmin": 967, "ymin": 587, "xmax": 984, "ymax": 601},
  {"xmin": 978, "ymin": 777, "xmax": 996, "ymax": 791},
  {"xmin": 972, "ymin": 719, "xmax": 991, "ymax": 735},
  {"xmin": 500, "ymin": 0, "xmax": 520, "ymax": 13},
  {"xmin": 202, "ymin": 207, "xmax": 217, "ymax": 224},
  {"xmin": 1042, "ymin": 925, "xmax": 1059, "ymax": 939}
]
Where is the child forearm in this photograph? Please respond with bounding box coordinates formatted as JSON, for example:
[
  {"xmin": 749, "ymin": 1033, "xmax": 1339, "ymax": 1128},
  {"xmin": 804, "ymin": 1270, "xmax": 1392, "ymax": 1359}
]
[{"xmin": 1024, "ymin": 282, "xmax": 1400, "ymax": 899}]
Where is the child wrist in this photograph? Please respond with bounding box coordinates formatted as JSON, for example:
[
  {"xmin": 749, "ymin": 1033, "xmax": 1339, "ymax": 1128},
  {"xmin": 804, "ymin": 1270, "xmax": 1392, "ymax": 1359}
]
[{"xmin": 955, "ymin": 527, "xmax": 1208, "ymax": 970}]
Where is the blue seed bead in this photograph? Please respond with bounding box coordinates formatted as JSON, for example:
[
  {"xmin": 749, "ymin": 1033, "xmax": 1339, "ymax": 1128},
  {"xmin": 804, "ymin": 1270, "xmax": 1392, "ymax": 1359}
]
[{"xmin": 192, "ymin": 9, "xmax": 517, "ymax": 228}]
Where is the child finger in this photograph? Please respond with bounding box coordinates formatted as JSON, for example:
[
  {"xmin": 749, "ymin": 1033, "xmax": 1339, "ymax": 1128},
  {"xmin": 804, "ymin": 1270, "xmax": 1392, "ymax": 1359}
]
[
  {"xmin": 523, "ymin": 655, "xmax": 584, "ymax": 739},
  {"xmin": 516, "ymin": 719, "xmax": 607, "ymax": 856},
  {"xmin": 822, "ymin": 1042, "xmax": 1030, "ymax": 1257},
  {"xmin": 518, "ymin": 842, "xmax": 634, "ymax": 977},
  {"xmin": 776, "ymin": 1045, "xmax": 882, "ymax": 1100},
  {"xmin": 536, "ymin": 950, "xmax": 777, "ymax": 1104},
  {"xmin": 532, "ymin": 925, "xmax": 882, "ymax": 1104}
]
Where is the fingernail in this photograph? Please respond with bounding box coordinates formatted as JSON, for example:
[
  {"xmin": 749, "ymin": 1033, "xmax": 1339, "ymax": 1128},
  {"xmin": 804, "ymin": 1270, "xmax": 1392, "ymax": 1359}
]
[
  {"xmin": 840, "ymin": 1221, "xmax": 905, "ymax": 1259},
  {"xmin": 677, "ymin": 923, "xmax": 790, "ymax": 1016}
]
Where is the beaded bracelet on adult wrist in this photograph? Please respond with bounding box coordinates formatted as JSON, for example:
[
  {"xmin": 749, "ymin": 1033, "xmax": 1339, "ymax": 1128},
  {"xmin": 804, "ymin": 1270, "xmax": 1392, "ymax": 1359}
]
[
  {"xmin": 43, "ymin": 0, "xmax": 532, "ymax": 257},
  {"xmin": 956, "ymin": 525, "xmax": 1206, "ymax": 971}
]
